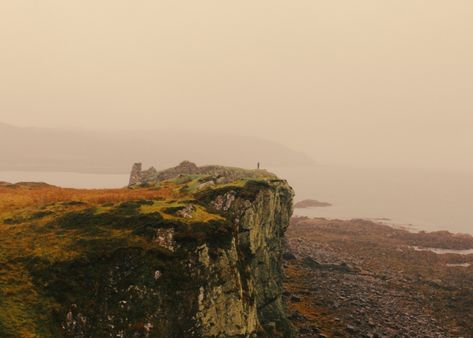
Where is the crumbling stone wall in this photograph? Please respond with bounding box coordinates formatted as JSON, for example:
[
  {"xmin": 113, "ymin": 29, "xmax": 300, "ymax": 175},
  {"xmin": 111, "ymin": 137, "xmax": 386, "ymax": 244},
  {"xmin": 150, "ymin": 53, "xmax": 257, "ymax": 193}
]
[
  {"xmin": 128, "ymin": 162, "xmax": 158, "ymax": 186},
  {"xmin": 129, "ymin": 161, "xmax": 277, "ymax": 187}
]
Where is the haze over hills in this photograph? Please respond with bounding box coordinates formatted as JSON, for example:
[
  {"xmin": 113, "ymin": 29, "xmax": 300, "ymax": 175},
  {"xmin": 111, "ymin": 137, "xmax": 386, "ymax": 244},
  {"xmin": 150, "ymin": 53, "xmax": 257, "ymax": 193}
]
[{"xmin": 0, "ymin": 123, "xmax": 313, "ymax": 174}]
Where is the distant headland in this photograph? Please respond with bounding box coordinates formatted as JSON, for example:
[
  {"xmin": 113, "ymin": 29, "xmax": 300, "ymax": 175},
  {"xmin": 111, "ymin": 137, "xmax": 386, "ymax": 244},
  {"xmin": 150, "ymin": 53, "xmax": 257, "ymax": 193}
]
[{"xmin": 294, "ymin": 199, "xmax": 332, "ymax": 209}]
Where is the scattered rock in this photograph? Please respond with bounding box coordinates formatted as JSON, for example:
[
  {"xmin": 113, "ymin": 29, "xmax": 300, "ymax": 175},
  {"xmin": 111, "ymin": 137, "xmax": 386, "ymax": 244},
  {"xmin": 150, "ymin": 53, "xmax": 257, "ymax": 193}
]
[
  {"xmin": 154, "ymin": 228, "xmax": 175, "ymax": 251},
  {"xmin": 176, "ymin": 204, "xmax": 195, "ymax": 218},
  {"xmin": 284, "ymin": 217, "xmax": 470, "ymax": 337}
]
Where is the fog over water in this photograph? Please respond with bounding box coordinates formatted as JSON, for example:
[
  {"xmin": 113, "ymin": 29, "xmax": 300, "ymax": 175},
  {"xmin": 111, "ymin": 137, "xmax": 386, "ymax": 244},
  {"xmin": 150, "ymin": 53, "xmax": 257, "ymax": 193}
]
[
  {"xmin": 2, "ymin": 1, "xmax": 473, "ymax": 172},
  {"xmin": 270, "ymin": 166, "xmax": 473, "ymax": 235}
]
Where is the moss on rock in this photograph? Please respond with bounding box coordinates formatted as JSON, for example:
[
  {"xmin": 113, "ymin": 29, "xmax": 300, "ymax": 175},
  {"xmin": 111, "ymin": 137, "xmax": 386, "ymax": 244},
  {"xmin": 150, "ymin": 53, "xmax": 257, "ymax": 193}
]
[{"xmin": 0, "ymin": 168, "xmax": 295, "ymax": 337}]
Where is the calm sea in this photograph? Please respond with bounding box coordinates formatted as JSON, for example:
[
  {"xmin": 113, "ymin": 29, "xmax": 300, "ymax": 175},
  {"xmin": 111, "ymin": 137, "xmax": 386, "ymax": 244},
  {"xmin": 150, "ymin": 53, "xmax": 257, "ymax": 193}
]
[
  {"xmin": 269, "ymin": 166, "xmax": 473, "ymax": 235},
  {"xmin": 2, "ymin": 165, "xmax": 473, "ymax": 235}
]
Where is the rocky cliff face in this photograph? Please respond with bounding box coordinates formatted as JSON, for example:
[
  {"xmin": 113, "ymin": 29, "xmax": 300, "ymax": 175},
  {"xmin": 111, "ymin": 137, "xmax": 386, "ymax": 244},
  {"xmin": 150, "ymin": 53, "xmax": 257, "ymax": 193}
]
[
  {"xmin": 193, "ymin": 180, "xmax": 295, "ymax": 337},
  {"xmin": 0, "ymin": 168, "xmax": 295, "ymax": 337}
]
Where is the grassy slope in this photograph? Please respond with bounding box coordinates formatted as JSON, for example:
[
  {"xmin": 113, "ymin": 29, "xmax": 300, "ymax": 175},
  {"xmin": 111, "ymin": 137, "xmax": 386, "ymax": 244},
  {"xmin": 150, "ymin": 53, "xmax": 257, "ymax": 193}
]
[{"xmin": 0, "ymin": 170, "xmax": 274, "ymax": 337}]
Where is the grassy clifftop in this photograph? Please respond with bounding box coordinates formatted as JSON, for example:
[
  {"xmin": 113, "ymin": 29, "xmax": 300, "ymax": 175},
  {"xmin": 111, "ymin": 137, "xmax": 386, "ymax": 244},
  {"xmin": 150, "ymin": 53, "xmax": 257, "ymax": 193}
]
[{"xmin": 0, "ymin": 169, "xmax": 293, "ymax": 337}]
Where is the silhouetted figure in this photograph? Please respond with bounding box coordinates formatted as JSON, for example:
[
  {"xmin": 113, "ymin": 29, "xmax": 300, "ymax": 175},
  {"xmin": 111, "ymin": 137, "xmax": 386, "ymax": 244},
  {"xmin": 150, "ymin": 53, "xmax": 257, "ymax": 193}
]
[{"xmin": 257, "ymin": 162, "xmax": 260, "ymax": 169}]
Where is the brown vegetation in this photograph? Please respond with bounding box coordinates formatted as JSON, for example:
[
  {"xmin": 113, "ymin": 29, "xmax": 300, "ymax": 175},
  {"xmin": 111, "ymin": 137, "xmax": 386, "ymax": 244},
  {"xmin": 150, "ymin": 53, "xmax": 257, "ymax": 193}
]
[{"xmin": 0, "ymin": 183, "xmax": 177, "ymax": 213}]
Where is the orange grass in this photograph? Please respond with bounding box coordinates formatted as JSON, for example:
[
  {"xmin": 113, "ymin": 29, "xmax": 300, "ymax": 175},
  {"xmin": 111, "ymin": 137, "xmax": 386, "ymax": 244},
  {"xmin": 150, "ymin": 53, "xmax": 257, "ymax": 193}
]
[{"xmin": 0, "ymin": 184, "xmax": 180, "ymax": 213}]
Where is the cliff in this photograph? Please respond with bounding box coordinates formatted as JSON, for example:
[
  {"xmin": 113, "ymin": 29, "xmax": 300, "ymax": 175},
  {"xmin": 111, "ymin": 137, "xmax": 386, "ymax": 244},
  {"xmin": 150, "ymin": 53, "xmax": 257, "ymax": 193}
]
[{"xmin": 0, "ymin": 166, "xmax": 295, "ymax": 337}]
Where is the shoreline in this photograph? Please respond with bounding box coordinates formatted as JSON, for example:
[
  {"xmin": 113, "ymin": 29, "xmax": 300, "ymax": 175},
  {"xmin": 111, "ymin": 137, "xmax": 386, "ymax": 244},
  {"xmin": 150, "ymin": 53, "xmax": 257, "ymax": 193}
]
[
  {"xmin": 292, "ymin": 211, "xmax": 473, "ymax": 237},
  {"xmin": 291, "ymin": 215, "xmax": 473, "ymax": 251}
]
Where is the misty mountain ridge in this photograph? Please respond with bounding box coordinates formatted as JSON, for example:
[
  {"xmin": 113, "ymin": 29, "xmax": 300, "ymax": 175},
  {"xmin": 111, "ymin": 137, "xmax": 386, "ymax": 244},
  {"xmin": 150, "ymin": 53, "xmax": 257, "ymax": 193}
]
[{"xmin": 0, "ymin": 123, "xmax": 313, "ymax": 174}]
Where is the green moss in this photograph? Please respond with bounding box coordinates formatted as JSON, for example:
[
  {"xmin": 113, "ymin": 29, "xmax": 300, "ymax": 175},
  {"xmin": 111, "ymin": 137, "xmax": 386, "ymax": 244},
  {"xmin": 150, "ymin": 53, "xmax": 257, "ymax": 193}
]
[
  {"xmin": 52, "ymin": 207, "xmax": 166, "ymax": 238},
  {"xmin": 195, "ymin": 178, "xmax": 272, "ymax": 208},
  {"xmin": 4, "ymin": 209, "xmax": 55, "ymax": 225},
  {"xmin": 168, "ymin": 174, "xmax": 197, "ymax": 185},
  {"xmin": 25, "ymin": 247, "xmax": 197, "ymax": 337},
  {"xmin": 162, "ymin": 206, "xmax": 186, "ymax": 215},
  {"xmin": 140, "ymin": 200, "xmax": 184, "ymax": 215}
]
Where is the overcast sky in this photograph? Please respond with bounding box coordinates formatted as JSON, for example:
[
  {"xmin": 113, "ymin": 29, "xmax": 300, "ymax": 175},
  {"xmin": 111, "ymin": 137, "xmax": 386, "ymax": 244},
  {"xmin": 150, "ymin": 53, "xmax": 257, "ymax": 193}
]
[{"xmin": 1, "ymin": 1, "xmax": 473, "ymax": 170}]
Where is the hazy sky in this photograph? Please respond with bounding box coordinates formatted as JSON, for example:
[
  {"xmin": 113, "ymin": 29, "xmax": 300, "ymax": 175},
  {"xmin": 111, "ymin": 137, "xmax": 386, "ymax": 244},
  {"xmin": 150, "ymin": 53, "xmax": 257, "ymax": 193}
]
[{"xmin": 1, "ymin": 1, "xmax": 473, "ymax": 170}]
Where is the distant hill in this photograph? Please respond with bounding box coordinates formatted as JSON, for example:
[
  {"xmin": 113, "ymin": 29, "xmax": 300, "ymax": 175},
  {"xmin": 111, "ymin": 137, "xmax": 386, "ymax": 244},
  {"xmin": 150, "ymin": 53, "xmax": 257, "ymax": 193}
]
[
  {"xmin": 294, "ymin": 199, "xmax": 332, "ymax": 208},
  {"xmin": 0, "ymin": 123, "xmax": 313, "ymax": 174}
]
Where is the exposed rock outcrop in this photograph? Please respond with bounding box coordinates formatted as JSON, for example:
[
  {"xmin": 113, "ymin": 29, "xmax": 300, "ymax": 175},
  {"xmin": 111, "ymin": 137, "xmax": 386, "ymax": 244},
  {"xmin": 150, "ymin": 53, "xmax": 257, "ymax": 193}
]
[
  {"xmin": 0, "ymin": 166, "xmax": 295, "ymax": 337},
  {"xmin": 195, "ymin": 180, "xmax": 296, "ymax": 337},
  {"xmin": 68, "ymin": 180, "xmax": 294, "ymax": 337}
]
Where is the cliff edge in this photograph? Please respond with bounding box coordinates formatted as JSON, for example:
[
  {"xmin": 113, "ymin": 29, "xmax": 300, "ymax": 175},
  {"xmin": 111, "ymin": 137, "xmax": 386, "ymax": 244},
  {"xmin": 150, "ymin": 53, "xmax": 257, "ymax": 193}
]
[{"xmin": 0, "ymin": 164, "xmax": 294, "ymax": 337}]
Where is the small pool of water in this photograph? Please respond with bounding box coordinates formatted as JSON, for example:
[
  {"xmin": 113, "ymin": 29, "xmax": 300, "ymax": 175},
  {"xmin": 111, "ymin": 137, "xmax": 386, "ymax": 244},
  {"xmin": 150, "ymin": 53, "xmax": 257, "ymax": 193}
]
[
  {"xmin": 446, "ymin": 263, "xmax": 471, "ymax": 267},
  {"xmin": 412, "ymin": 246, "xmax": 473, "ymax": 255}
]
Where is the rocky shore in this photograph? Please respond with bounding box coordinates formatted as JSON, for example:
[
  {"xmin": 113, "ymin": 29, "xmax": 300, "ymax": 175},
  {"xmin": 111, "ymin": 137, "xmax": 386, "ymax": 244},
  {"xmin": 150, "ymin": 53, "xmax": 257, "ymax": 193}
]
[{"xmin": 284, "ymin": 217, "xmax": 473, "ymax": 337}]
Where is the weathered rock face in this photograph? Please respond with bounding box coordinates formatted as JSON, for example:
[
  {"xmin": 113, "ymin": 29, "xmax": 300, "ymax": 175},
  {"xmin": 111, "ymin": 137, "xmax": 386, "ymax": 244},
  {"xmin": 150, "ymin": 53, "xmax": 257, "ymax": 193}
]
[
  {"xmin": 3, "ymin": 173, "xmax": 295, "ymax": 337},
  {"xmin": 63, "ymin": 181, "xmax": 293, "ymax": 337},
  {"xmin": 194, "ymin": 180, "xmax": 296, "ymax": 337}
]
